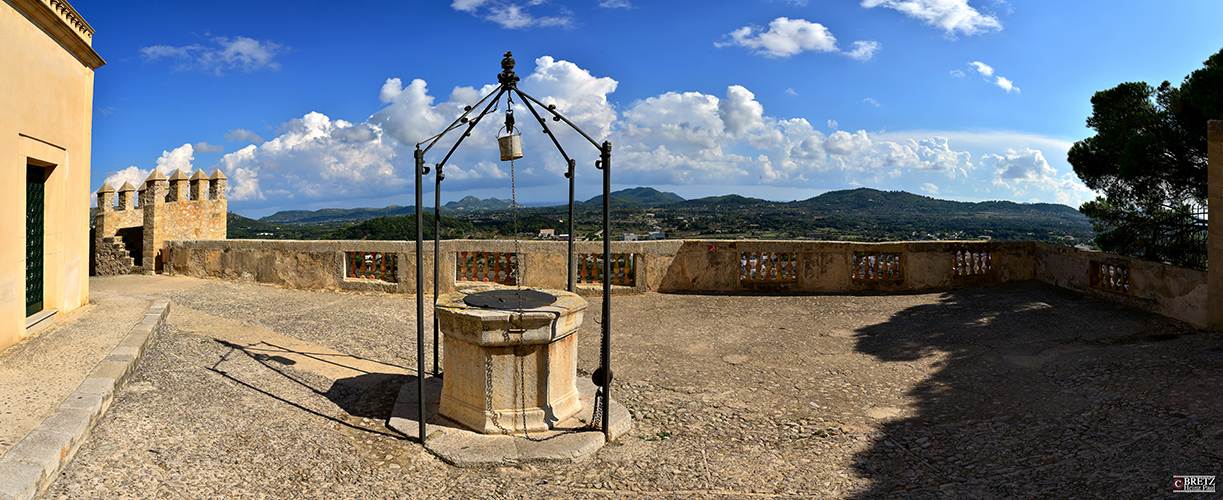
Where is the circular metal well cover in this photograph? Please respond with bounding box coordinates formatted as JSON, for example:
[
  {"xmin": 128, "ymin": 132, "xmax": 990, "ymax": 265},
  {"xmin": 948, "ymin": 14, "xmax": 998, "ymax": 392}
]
[{"xmin": 463, "ymin": 289, "xmax": 557, "ymax": 310}]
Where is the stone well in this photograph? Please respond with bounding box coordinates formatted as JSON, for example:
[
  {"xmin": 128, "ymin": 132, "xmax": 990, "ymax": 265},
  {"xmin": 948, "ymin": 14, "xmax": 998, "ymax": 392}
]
[{"xmin": 434, "ymin": 288, "xmax": 586, "ymax": 434}]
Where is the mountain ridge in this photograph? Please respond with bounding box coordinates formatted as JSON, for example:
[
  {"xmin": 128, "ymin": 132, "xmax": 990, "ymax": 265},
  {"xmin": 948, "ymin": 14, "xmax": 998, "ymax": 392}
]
[{"xmin": 242, "ymin": 186, "xmax": 1091, "ymax": 243}]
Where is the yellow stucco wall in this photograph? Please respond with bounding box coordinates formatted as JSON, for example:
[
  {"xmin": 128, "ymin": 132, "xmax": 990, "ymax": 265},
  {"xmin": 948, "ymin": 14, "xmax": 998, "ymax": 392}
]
[{"xmin": 1, "ymin": 0, "xmax": 103, "ymax": 351}]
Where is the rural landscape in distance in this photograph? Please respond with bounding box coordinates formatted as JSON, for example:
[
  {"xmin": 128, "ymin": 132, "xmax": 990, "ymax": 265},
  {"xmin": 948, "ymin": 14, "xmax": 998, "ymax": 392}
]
[{"xmin": 226, "ymin": 186, "xmax": 1095, "ymax": 245}]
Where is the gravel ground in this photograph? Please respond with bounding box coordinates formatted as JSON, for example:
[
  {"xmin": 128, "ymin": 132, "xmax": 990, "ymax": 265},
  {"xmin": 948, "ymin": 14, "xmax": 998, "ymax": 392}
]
[{"xmin": 47, "ymin": 279, "xmax": 1223, "ymax": 499}]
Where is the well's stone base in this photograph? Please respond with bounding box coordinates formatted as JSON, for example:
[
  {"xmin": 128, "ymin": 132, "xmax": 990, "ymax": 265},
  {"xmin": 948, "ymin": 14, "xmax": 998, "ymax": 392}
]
[
  {"xmin": 388, "ymin": 377, "xmax": 631, "ymax": 467},
  {"xmin": 437, "ymin": 333, "xmax": 580, "ymax": 434},
  {"xmin": 434, "ymin": 289, "xmax": 586, "ymax": 435}
]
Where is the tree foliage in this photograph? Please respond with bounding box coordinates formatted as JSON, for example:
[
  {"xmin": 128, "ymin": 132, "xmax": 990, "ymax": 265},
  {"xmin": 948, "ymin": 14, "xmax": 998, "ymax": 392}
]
[
  {"xmin": 327, "ymin": 212, "xmax": 476, "ymax": 240},
  {"xmin": 1069, "ymin": 49, "xmax": 1223, "ymax": 270}
]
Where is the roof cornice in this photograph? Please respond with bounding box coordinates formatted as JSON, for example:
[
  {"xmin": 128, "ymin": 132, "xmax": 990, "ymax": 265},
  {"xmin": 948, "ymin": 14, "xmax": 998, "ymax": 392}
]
[{"xmin": 11, "ymin": 0, "xmax": 105, "ymax": 69}]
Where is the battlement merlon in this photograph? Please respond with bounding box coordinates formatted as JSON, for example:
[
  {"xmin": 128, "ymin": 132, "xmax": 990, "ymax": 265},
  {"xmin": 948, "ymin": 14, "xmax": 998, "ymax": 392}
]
[
  {"xmin": 168, "ymin": 169, "xmax": 190, "ymax": 202},
  {"xmin": 209, "ymin": 169, "xmax": 227, "ymax": 200},
  {"xmin": 97, "ymin": 168, "xmax": 229, "ymax": 212},
  {"xmin": 117, "ymin": 181, "xmax": 136, "ymax": 211},
  {"xmin": 189, "ymin": 169, "xmax": 207, "ymax": 201},
  {"xmin": 95, "ymin": 182, "xmax": 114, "ymax": 212}
]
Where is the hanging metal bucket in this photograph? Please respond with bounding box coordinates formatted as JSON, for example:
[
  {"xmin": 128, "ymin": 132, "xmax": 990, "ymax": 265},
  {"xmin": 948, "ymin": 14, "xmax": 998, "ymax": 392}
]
[{"xmin": 498, "ymin": 132, "xmax": 523, "ymax": 161}]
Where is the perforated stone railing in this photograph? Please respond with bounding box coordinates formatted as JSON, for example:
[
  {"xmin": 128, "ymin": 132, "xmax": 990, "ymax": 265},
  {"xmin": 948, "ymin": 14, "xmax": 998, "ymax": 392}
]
[
  {"xmin": 740, "ymin": 251, "xmax": 797, "ymax": 282},
  {"xmin": 346, "ymin": 251, "xmax": 397, "ymax": 282},
  {"xmin": 953, "ymin": 248, "xmax": 992, "ymax": 276},
  {"xmin": 456, "ymin": 251, "xmax": 517, "ymax": 285},
  {"xmin": 577, "ymin": 253, "xmax": 636, "ymax": 286},
  {"xmin": 1090, "ymin": 261, "xmax": 1130, "ymax": 293},
  {"xmin": 852, "ymin": 251, "xmax": 903, "ymax": 281}
]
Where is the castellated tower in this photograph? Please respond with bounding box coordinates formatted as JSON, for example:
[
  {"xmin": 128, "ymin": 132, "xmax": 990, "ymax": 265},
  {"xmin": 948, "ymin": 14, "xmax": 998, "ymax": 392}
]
[{"xmin": 93, "ymin": 169, "xmax": 228, "ymax": 275}]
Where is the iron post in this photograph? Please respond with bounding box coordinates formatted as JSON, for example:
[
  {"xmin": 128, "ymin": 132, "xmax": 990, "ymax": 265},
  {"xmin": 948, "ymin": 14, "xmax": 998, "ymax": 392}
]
[
  {"xmin": 433, "ymin": 164, "xmax": 442, "ymax": 376},
  {"xmin": 567, "ymin": 159, "xmax": 575, "ymax": 292},
  {"xmin": 414, "ymin": 147, "xmax": 427, "ymax": 443},
  {"xmin": 599, "ymin": 141, "xmax": 612, "ymax": 439}
]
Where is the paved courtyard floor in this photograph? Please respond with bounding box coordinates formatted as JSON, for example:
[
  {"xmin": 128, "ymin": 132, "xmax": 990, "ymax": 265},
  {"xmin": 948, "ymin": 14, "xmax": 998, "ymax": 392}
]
[{"xmin": 47, "ymin": 278, "xmax": 1223, "ymax": 499}]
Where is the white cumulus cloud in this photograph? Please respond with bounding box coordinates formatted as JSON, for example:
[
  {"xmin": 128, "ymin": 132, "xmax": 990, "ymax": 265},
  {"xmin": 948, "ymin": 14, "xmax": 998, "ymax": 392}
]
[
  {"xmin": 152, "ymin": 55, "xmax": 1085, "ymax": 213},
  {"xmin": 156, "ymin": 143, "xmax": 196, "ymax": 174},
  {"xmin": 967, "ymin": 61, "xmax": 1019, "ymax": 93},
  {"xmin": 225, "ymin": 129, "xmax": 265, "ymax": 144},
  {"xmin": 994, "ymin": 76, "xmax": 1018, "ymax": 93},
  {"xmin": 824, "ymin": 130, "xmax": 872, "ymax": 155},
  {"xmin": 968, "ymin": 61, "xmax": 993, "ymax": 76},
  {"xmin": 102, "ymin": 143, "xmax": 198, "ymax": 191},
  {"xmin": 214, "ymin": 112, "xmax": 402, "ymax": 201},
  {"xmin": 716, "ymin": 17, "xmax": 880, "ymax": 61},
  {"xmin": 140, "ymin": 36, "xmax": 286, "ymax": 75},
  {"xmin": 981, "ymin": 148, "xmax": 1089, "ymax": 204},
  {"xmin": 102, "ymin": 166, "xmax": 151, "ymax": 191},
  {"xmin": 194, "ymin": 142, "xmax": 224, "ymax": 153},
  {"xmin": 845, "ymin": 40, "xmax": 882, "ymax": 61},
  {"xmin": 862, "ymin": 0, "xmax": 1002, "ymax": 37},
  {"xmin": 451, "ymin": 1, "xmax": 573, "ymax": 29}
]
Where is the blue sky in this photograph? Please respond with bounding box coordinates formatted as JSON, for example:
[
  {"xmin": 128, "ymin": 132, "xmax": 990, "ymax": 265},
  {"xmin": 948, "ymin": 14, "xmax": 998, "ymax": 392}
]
[{"xmin": 75, "ymin": 0, "xmax": 1223, "ymax": 218}]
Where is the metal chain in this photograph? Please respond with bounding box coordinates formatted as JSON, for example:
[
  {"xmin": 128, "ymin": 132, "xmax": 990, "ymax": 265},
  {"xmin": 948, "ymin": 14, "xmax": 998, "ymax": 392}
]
[
  {"xmin": 509, "ymin": 153, "xmax": 531, "ymax": 436},
  {"xmin": 511, "ymin": 157, "xmax": 521, "ymax": 295},
  {"xmin": 487, "ymin": 327, "xmax": 514, "ymax": 435},
  {"xmin": 486, "ymin": 350, "xmax": 507, "ymax": 433}
]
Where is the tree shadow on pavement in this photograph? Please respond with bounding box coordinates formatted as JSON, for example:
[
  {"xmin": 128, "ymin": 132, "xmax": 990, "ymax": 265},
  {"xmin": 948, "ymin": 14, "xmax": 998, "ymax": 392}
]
[{"xmin": 847, "ymin": 282, "xmax": 1223, "ymax": 499}]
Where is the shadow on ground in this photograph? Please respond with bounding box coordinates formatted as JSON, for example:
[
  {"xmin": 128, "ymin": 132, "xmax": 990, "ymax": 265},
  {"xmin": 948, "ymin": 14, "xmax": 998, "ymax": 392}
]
[
  {"xmin": 212, "ymin": 339, "xmax": 408, "ymax": 430},
  {"xmin": 848, "ymin": 284, "xmax": 1223, "ymax": 499}
]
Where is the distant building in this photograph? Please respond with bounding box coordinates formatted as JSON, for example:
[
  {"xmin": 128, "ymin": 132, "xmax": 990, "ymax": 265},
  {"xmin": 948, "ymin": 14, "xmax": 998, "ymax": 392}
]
[
  {"xmin": 2, "ymin": 0, "xmax": 105, "ymax": 351},
  {"xmin": 557, "ymin": 234, "xmax": 569, "ymax": 241},
  {"xmin": 622, "ymin": 233, "xmax": 638, "ymax": 241},
  {"xmin": 649, "ymin": 231, "xmax": 666, "ymax": 240},
  {"xmin": 538, "ymin": 228, "xmax": 556, "ymax": 239}
]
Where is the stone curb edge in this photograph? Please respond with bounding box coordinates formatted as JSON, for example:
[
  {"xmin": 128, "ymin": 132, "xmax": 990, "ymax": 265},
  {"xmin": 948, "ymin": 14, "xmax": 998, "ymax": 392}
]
[{"xmin": 0, "ymin": 299, "xmax": 170, "ymax": 500}]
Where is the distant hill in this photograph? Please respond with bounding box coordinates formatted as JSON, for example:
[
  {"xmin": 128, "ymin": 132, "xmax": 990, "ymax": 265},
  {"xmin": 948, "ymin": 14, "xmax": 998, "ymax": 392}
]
[
  {"xmin": 328, "ymin": 212, "xmax": 477, "ymax": 240},
  {"xmin": 444, "ymin": 196, "xmax": 515, "ymax": 211},
  {"xmin": 227, "ymin": 186, "xmax": 1093, "ymax": 243},
  {"xmin": 254, "ymin": 187, "xmax": 683, "ymax": 226},
  {"xmin": 260, "ymin": 205, "xmax": 416, "ymax": 224},
  {"xmin": 585, "ymin": 187, "xmax": 685, "ymax": 207},
  {"xmin": 227, "ymin": 213, "xmax": 336, "ymax": 239},
  {"xmin": 674, "ymin": 194, "xmax": 777, "ymax": 209},
  {"xmin": 794, "ymin": 188, "xmax": 1082, "ymax": 216}
]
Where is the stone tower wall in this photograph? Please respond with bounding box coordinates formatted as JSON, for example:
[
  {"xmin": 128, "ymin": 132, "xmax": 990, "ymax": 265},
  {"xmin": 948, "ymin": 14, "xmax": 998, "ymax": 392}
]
[{"xmin": 93, "ymin": 169, "xmax": 227, "ymax": 275}]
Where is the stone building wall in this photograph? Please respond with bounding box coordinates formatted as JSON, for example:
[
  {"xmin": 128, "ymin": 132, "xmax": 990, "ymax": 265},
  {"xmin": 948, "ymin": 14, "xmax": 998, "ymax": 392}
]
[
  {"xmin": 2, "ymin": 0, "xmax": 105, "ymax": 351},
  {"xmin": 92, "ymin": 236, "xmax": 133, "ymax": 276}
]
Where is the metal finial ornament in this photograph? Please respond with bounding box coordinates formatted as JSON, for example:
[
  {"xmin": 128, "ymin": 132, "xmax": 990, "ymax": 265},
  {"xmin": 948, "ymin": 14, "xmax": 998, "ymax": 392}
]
[{"xmin": 498, "ymin": 51, "xmax": 520, "ymax": 87}]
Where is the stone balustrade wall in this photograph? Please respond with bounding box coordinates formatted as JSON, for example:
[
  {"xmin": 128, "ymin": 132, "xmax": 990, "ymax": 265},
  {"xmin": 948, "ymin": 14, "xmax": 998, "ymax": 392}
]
[{"xmin": 164, "ymin": 238, "xmax": 1209, "ymax": 329}]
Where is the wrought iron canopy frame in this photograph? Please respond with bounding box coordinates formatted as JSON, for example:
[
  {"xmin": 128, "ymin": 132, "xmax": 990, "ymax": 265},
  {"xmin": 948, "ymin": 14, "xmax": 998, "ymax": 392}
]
[{"xmin": 411, "ymin": 51, "xmax": 615, "ymax": 441}]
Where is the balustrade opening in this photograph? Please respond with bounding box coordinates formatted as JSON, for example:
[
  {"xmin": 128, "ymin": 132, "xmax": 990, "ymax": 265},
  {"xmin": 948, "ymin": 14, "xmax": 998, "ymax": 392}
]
[
  {"xmin": 1090, "ymin": 261, "xmax": 1130, "ymax": 293},
  {"xmin": 456, "ymin": 251, "xmax": 517, "ymax": 285},
  {"xmin": 577, "ymin": 253, "xmax": 635, "ymax": 286},
  {"xmin": 346, "ymin": 251, "xmax": 397, "ymax": 282},
  {"xmin": 740, "ymin": 252, "xmax": 798, "ymax": 282},
  {"xmin": 953, "ymin": 248, "xmax": 992, "ymax": 276},
  {"xmin": 852, "ymin": 251, "xmax": 902, "ymax": 281}
]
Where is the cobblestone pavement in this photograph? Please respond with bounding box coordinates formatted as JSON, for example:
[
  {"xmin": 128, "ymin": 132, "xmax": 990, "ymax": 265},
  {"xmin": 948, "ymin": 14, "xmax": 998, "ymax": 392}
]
[{"xmin": 47, "ymin": 279, "xmax": 1222, "ymax": 499}]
